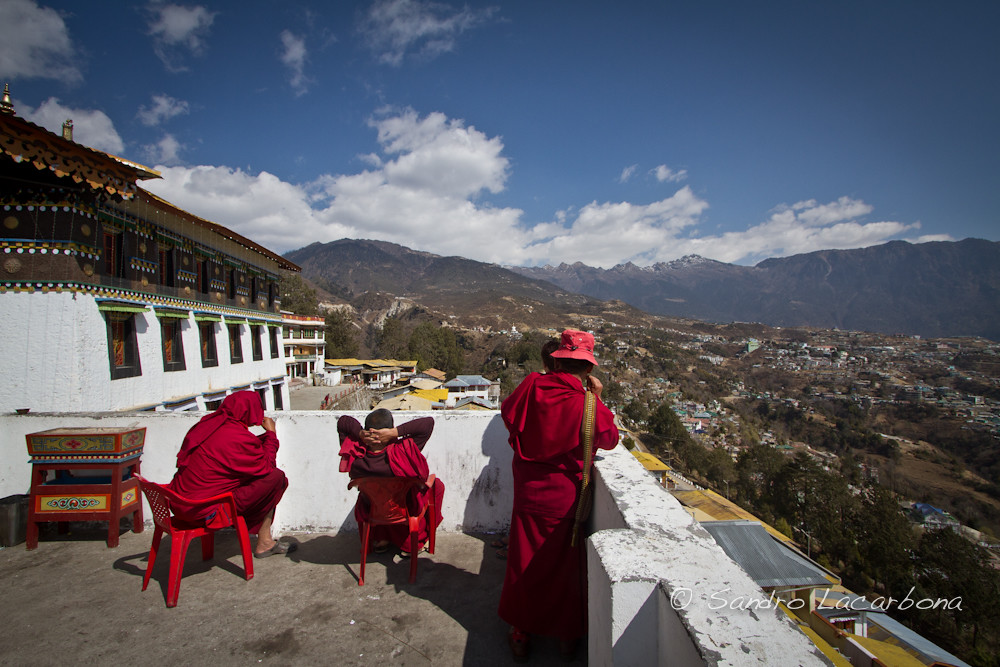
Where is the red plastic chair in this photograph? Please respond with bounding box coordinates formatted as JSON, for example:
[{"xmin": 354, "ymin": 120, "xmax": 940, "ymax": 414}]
[
  {"xmin": 135, "ymin": 474, "xmax": 254, "ymax": 607},
  {"xmin": 348, "ymin": 475, "xmax": 437, "ymax": 586}
]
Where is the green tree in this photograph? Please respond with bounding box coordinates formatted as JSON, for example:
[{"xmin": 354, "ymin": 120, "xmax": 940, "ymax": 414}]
[
  {"xmin": 375, "ymin": 317, "xmax": 408, "ymax": 359},
  {"xmin": 914, "ymin": 528, "xmax": 1000, "ymax": 657},
  {"xmin": 408, "ymin": 322, "xmax": 464, "ymax": 376},
  {"xmin": 280, "ymin": 273, "xmax": 319, "ymax": 315},
  {"xmin": 649, "ymin": 403, "xmax": 689, "ymax": 447},
  {"xmin": 325, "ymin": 310, "xmax": 359, "ymax": 358},
  {"xmin": 854, "ymin": 484, "xmax": 913, "ymax": 593},
  {"xmin": 622, "ymin": 399, "xmax": 649, "ymax": 427},
  {"xmin": 600, "ymin": 377, "xmax": 625, "ymax": 407}
]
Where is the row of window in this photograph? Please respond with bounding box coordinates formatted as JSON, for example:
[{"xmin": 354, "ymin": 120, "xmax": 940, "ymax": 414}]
[
  {"xmin": 106, "ymin": 312, "xmax": 281, "ymax": 380},
  {"xmin": 101, "ymin": 229, "xmax": 278, "ymax": 304},
  {"xmin": 171, "ymin": 384, "xmax": 283, "ymax": 412}
]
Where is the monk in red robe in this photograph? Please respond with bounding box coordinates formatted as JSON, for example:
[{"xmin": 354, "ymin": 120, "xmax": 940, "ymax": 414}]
[
  {"xmin": 170, "ymin": 391, "xmax": 293, "ymax": 558},
  {"xmin": 338, "ymin": 409, "xmax": 444, "ymax": 554},
  {"xmin": 499, "ymin": 330, "xmax": 619, "ymax": 661}
]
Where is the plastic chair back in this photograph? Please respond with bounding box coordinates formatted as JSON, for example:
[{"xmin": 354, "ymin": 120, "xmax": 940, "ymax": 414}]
[
  {"xmin": 134, "ymin": 474, "xmax": 253, "ymax": 607},
  {"xmin": 348, "ymin": 475, "xmax": 437, "ymax": 585}
]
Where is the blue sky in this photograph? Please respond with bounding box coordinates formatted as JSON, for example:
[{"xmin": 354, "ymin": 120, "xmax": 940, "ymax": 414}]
[{"xmin": 2, "ymin": 1, "xmax": 997, "ymax": 268}]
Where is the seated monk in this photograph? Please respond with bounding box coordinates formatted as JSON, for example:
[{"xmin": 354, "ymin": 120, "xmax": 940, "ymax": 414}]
[
  {"xmin": 338, "ymin": 409, "xmax": 444, "ymax": 555},
  {"xmin": 170, "ymin": 391, "xmax": 295, "ymax": 558}
]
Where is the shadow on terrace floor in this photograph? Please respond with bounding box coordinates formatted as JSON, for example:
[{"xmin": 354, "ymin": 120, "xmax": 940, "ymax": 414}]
[{"xmin": 1, "ymin": 526, "xmax": 581, "ymax": 666}]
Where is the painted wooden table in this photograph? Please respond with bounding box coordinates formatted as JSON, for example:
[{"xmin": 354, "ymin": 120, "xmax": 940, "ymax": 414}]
[{"xmin": 25, "ymin": 426, "xmax": 145, "ymax": 549}]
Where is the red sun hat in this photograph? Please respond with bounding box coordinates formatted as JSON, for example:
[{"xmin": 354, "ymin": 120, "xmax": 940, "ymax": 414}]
[{"xmin": 549, "ymin": 329, "xmax": 598, "ymax": 366}]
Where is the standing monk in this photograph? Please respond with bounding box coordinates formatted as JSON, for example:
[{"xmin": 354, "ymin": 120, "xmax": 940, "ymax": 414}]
[
  {"xmin": 499, "ymin": 330, "xmax": 619, "ymax": 661},
  {"xmin": 170, "ymin": 391, "xmax": 294, "ymax": 558}
]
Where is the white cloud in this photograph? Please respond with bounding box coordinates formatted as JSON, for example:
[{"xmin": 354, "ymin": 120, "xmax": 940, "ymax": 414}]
[
  {"xmin": 522, "ymin": 187, "xmax": 710, "ymax": 267},
  {"xmin": 142, "ymin": 134, "xmax": 183, "ymax": 165},
  {"xmin": 910, "ymin": 234, "xmax": 954, "ymax": 244},
  {"xmin": 661, "ymin": 197, "xmax": 920, "ymax": 265},
  {"xmin": 279, "ymin": 30, "xmax": 309, "ymax": 96},
  {"xmin": 141, "ymin": 108, "xmax": 919, "ymax": 269},
  {"xmin": 20, "ymin": 97, "xmax": 124, "ymax": 154},
  {"xmin": 137, "ymin": 94, "xmax": 190, "ymax": 126},
  {"xmin": 0, "ymin": 0, "xmax": 81, "ymax": 84},
  {"xmin": 359, "ymin": 0, "xmax": 497, "ymax": 66},
  {"xmin": 371, "ymin": 108, "xmax": 508, "ymax": 198},
  {"xmin": 147, "ymin": 2, "xmax": 217, "ymax": 72},
  {"xmin": 618, "ymin": 164, "xmax": 637, "ymax": 183},
  {"xmin": 652, "ymin": 164, "xmax": 687, "ymax": 183}
]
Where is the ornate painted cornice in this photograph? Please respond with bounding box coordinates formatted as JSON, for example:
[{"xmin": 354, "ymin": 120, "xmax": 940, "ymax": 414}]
[{"xmin": 0, "ymin": 110, "xmax": 158, "ymax": 199}]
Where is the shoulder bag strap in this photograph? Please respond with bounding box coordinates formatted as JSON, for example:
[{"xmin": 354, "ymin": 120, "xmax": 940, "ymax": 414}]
[{"xmin": 571, "ymin": 390, "xmax": 597, "ymax": 547}]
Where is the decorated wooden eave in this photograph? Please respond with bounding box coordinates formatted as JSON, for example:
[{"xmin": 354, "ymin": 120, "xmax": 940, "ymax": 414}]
[
  {"xmin": 0, "ymin": 84, "xmax": 159, "ymax": 198},
  {"xmin": 135, "ymin": 187, "xmax": 301, "ymax": 272}
]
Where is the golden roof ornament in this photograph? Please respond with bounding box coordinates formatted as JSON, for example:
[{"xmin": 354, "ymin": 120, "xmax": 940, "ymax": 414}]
[{"xmin": 1, "ymin": 83, "xmax": 15, "ymax": 115}]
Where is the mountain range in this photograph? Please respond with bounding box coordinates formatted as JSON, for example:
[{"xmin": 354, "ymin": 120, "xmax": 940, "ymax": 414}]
[
  {"xmin": 284, "ymin": 239, "xmax": 666, "ymax": 331},
  {"xmin": 286, "ymin": 238, "xmax": 1000, "ymax": 341}
]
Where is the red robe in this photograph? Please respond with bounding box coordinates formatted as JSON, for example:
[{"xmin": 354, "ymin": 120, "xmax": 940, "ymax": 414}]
[
  {"xmin": 338, "ymin": 416, "xmax": 444, "ymax": 552},
  {"xmin": 498, "ymin": 371, "xmax": 619, "ymax": 639},
  {"xmin": 170, "ymin": 392, "xmax": 287, "ymax": 533}
]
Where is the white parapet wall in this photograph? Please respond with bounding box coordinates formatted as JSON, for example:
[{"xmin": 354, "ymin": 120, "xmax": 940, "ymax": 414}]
[
  {"xmin": 2, "ymin": 411, "xmax": 831, "ymax": 665},
  {"xmin": 587, "ymin": 446, "xmax": 833, "ymax": 666},
  {"xmin": 0, "ymin": 410, "xmax": 514, "ymax": 534}
]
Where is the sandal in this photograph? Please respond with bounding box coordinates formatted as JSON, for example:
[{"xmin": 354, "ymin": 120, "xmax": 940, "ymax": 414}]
[
  {"xmin": 508, "ymin": 628, "xmax": 529, "ymax": 663},
  {"xmin": 253, "ymin": 541, "xmax": 297, "ymax": 559},
  {"xmin": 398, "ymin": 544, "xmax": 428, "ymax": 559},
  {"xmin": 490, "ymin": 536, "xmax": 509, "ymax": 548},
  {"xmin": 373, "ymin": 540, "xmax": 390, "ymax": 554}
]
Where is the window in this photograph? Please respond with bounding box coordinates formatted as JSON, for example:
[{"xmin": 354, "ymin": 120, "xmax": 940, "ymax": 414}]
[
  {"xmin": 199, "ymin": 322, "xmax": 218, "ymax": 367},
  {"xmin": 196, "ymin": 259, "xmax": 207, "ymax": 293},
  {"xmin": 257, "ymin": 387, "xmax": 268, "ymax": 408},
  {"xmin": 269, "ymin": 326, "xmax": 280, "ymax": 359},
  {"xmin": 103, "ymin": 231, "xmax": 125, "ymax": 278},
  {"xmin": 158, "ymin": 248, "xmax": 174, "ymax": 287},
  {"xmin": 272, "ymin": 385, "xmax": 283, "ymax": 410},
  {"xmin": 160, "ymin": 319, "xmax": 186, "ymax": 372},
  {"xmin": 105, "ymin": 313, "xmax": 141, "ymax": 379},
  {"xmin": 229, "ymin": 323, "xmax": 243, "ymax": 363},
  {"xmin": 268, "ymin": 281, "xmax": 278, "ymax": 308},
  {"xmin": 251, "ymin": 325, "xmax": 263, "ymax": 361},
  {"xmin": 227, "ymin": 269, "xmax": 237, "ymax": 299}
]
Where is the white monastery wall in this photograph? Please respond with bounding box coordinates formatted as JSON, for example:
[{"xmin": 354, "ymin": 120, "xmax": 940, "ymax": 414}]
[{"xmin": 0, "ymin": 292, "xmax": 288, "ymax": 413}]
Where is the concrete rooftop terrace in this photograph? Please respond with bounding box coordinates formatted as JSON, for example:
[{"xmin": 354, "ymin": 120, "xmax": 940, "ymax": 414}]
[
  {"xmin": 0, "ymin": 526, "xmax": 569, "ymax": 666},
  {"xmin": 1, "ymin": 411, "xmax": 832, "ymax": 666}
]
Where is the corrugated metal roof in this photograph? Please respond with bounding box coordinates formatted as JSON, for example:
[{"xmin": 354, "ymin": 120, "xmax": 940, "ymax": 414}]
[
  {"xmin": 864, "ymin": 612, "xmax": 972, "ymax": 667},
  {"xmin": 701, "ymin": 520, "xmax": 832, "ymax": 589}
]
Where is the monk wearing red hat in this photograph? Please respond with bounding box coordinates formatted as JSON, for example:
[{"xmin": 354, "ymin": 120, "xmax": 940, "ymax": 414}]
[
  {"xmin": 499, "ymin": 329, "xmax": 619, "ymax": 661},
  {"xmin": 170, "ymin": 391, "xmax": 293, "ymax": 558}
]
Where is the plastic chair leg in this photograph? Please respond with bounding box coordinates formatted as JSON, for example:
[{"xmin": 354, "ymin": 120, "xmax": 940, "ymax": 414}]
[
  {"xmin": 358, "ymin": 522, "xmax": 371, "ymax": 586},
  {"xmin": 408, "ymin": 518, "xmax": 419, "ymax": 583},
  {"xmin": 166, "ymin": 532, "xmax": 194, "ymax": 608},
  {"xmin": 142, "ymin": 528, "xmax": 163, "ymax": 591},
  {"xmin": 235, "ymin": 517, "xmax": 254, "ymax": 581},
  {"xmin": 201, "ymin": 532, "xmax": 215, "ymax": 561},
  {"xmin": 428, "ymin": 499, "xmax": 437, "ymax": 556}
]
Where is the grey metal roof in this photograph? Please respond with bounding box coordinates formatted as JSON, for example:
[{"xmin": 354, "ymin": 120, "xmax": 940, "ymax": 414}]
[
  {"xmin": 867, "ymin": 611, "xmax": 971, "ymax": 667},
  {"xmin": 701, "ymin": 520, "xmax": 832, "ymax": 589}
]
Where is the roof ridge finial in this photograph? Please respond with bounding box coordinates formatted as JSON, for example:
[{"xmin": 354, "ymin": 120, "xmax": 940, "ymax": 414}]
[{"xmin": 1, "ymin": 83, "xmax": 15, "ymax": 115}]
